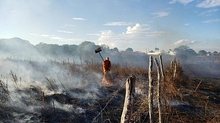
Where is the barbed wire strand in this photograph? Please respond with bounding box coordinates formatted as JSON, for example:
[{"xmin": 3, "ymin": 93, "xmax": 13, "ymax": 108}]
[{"xmin": 92, "ymin": 81, "xmax": 126, "ymax": 123}]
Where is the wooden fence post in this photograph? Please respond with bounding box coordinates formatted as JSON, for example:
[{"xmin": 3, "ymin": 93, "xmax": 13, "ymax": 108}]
[
  {"xmin": 148, "ymin": 56, "xmax": 153, "ymax": 123},
  {"xmin": 159, "ymin": 55, "xmax": 165, "ymax": 79},
  {"xmin": 120, "ymin": 75, "xmax": 136, "ymax": 123},
  {"xmin": 173, "ymin": 58, "xmax": 177, "ymax": 79},
  {"xmin": 154, "ymin": 58, "xmax": 162, "ymax": 123}
]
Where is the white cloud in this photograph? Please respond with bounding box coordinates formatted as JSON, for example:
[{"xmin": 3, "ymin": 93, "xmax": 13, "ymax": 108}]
[
  {"xmin": 98, "ymin": 30, "xmax": 118, "ymax": 48},
  {"xmin": 169, "ymin": 0, "xmax": 220, "ymax": 8},
  {"xmin": 30, "ymin": 33, "xmax": 64, "ymax": 41},
  {"xmin": 126, "ymin": 23, "xmax": 163, "ymax": 36},
  {"xmin": 72, "ymin": 17, "xmax": 87, "ymax": 21},
  {"xmin": 98, "ymin": 23, "xmax": 164, "ymax": 50},
  {"xmin": 57, "ymin": 30, "xmax": 73, "ymax": 34},
  {"xmin": 152, "ymin": 11, "xmax": 169, "ymax": 18},
  {"xmin": 169, "ymin": 0, "xmax": 194, "ymax": 5},
  {"xmin": 29, "ymin": 33, "xmax": 39, "ymax": 36},
  {"xmin": 198, "ymin": 8, "xmax": 219, "ymax": 16},
  {"xmin": 40, "ymin": 34, "xmax": 50, "ymax": 37},
  {"xmin": 174, "ymin": 39, "xmax": 195, "ymax": 46},
  {"xmin": 202, "ymin": 18, "xmax": 220, "ymax": 23},
  {"xmin": 87, "ymin": 33, "xmax": 100, "ymax": 36},
  {"xmin": 126, "ymin": 23, "xmax": 149, "ymax": 34},
  {"xmin": 50, "ymin": 36, "xmax": 63, "ymax": 40},
  {"xmin": 104, "ymin": 21, "xmax": 132, "ymax": 26},
  {"xmin": 29, "ymin": 33, "xmax": 52, "ymax": 38},
  {"xmin": 197, "ymin": 0, "xmax": 220, "ymax": 8}
]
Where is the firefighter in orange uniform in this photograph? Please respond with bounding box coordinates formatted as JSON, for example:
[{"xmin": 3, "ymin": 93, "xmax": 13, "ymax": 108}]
[
  {"xmin": 102, "ymin": 57, "xmax": 113, "ymax": 86},
  {"xmin": 103, "ymin": 57, "xmax": 111, "ymax": 73}
]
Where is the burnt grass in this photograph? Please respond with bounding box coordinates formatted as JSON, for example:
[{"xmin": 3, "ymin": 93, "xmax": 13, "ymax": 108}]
[
  {"xmin": 39, "ymin": 86, "xmax": 126, "ymax": 123},
  {"xmin": 0, "ymin": 60, "xmax": 219, "ymax": 123}
]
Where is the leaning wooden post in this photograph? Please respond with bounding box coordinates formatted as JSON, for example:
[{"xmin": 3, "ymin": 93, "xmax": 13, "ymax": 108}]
[
  {"xmin": 173, "ymin": 58, "xmax": 177, "ymax": 79},
  {"xmin": 170, "ymin": 60, "xmax": 174, "ymax": 69},
  {"xmin": 159, "ymin": 55, "xmax": 165, "ymax": 79},
  {"xmin": 120, "ymin": 75, "xmax": 136, "ymax": 123},
  {"xmin": 154, "ymin": 58, "xmax": 162, "ymax": 123},
  {"xmin": 148, "ymin": 56, "xmax": 153, "ymax": 123}
]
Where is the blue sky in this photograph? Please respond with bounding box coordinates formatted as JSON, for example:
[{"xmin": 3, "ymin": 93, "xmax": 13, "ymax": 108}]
[{"xmin": 0, "ymin": 0, "xmax": 219, "ymax": 51}]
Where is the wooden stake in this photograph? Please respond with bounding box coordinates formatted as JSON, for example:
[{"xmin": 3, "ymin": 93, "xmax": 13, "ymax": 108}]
[
  {"xmin": 120, "ymin": 75, "xmax": 136, "ymax": 123},
  {"xmin": 154, "ymin": 58, "xmax": 162, "ymax": 123},
  {"xmin": 159, "ymin": 55, "xmax": 165, "ymax": 79},
  {"xmin": 148, "ymin": 56, "xmax": 153, "ymax": 123},
  {"xmin": 173, "ymin": 58, "xmax": 177, "ymax": 79}
]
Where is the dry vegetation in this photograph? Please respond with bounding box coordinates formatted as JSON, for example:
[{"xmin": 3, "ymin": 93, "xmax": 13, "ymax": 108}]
[
  {"xmin": 0, "ymin": 59, "xmax": 219, "ymax": 123},
  {"xmin": 75, "ymin": 60, "xmax": 220, "ymax": 123}
]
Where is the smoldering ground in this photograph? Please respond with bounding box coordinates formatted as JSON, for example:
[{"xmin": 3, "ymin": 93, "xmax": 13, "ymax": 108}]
[{"xmin": 0, "ymin": 58, "xmax": 114, "ymax": 123}]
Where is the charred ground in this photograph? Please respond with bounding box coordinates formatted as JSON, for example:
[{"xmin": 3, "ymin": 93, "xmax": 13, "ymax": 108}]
[{"xmin": 0, "ymin": 58, "xmax": 219, "ymax": 123}]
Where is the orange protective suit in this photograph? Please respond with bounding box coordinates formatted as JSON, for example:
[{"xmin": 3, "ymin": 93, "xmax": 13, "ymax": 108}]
[
  {"xmin": 103, "ymin": 59, "xmax": 111, "ymax": 73},
  {"xmin": 102, "ymin": 57, "xmax": 113, "ymax": 86}
]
